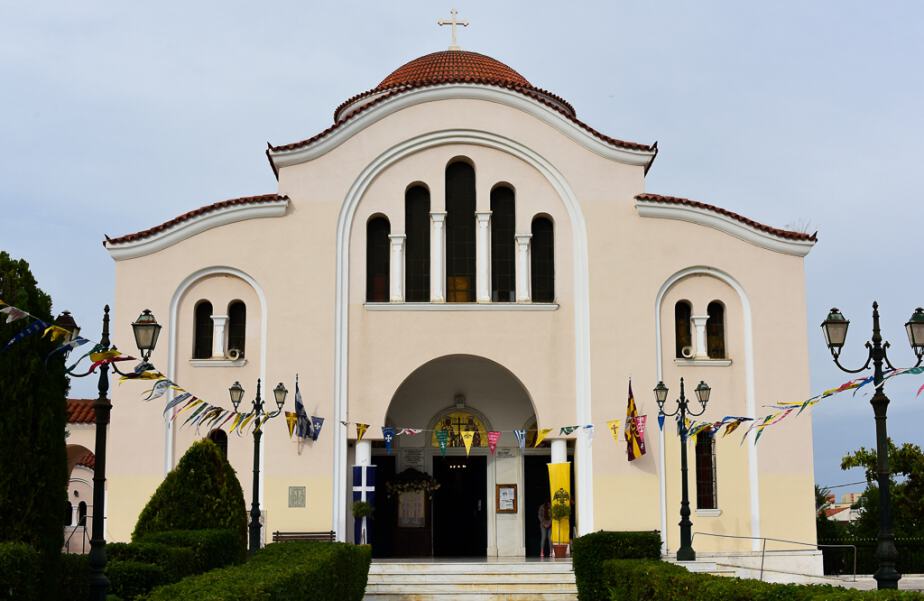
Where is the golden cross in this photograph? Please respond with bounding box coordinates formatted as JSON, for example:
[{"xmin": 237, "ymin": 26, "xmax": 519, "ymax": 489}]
[{"xmin": 438, "ymin": 8, "xmax": 469, "ymax": 50}]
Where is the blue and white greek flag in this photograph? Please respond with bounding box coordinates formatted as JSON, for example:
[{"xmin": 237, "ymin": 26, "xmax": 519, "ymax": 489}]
[{"xmin": 352, "ymin": 464, "xmax": 376, "ymax": 545}]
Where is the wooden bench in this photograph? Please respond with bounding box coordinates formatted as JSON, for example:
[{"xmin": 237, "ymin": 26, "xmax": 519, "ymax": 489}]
[{"xmin": 271, "ymin": 531, "xmax": 336, "ymax": 543}]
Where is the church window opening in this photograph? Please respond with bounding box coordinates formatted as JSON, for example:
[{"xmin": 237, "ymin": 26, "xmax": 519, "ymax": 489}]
[
  {"xmin": 64, "ymin": 501, "xmax": 73, "ymax": 526},
  {"xmin": 193, "ymin": 301, "xmax": 213, "ymax": 359},
  {"xmin": 77, "ymin": 501, "xmax": 88, "ymax": 526},
  {"xmin": 706, "ymin": 301, "xmax": 726, "ymax": 359},
  {"xmin": 490, "ymin": 185, "xmax": 516, "ymax": 302},
  {"xmin": 445, "ymin": 161, "xmax": 476, "ymax": 302},
  {"xmin": 675, "ymin": 301, "xmax": 693, "ymax": 358},
  {"xmin": 695, "ymin": 433, "xmax": 717, "ymax": 510},
  {"xmin": 366, "ymin": 216, "xmax": 391, "ymax": 302},
  {"xmin": 430, "ymin": 411, "xmax": 488, "ymax": 448},
  {"xmin": 227, "ymin": 301, "xmax": 246, "ymax": 358},
  {"xmin": 208, "ymin": 428, "xmax": 229, "ymax": 458},
  {"xmin": 405, "ymin": 185, "xmax": 431, "ymax": 302},
  {"xmin": 531, "ymin": 216, "xmax": 554, "ymax": 303}
]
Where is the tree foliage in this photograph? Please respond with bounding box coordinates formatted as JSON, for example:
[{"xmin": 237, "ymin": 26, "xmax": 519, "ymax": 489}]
[{"xmin": 0, "ymin": 251, "xmax": 69, "ymax": 597}]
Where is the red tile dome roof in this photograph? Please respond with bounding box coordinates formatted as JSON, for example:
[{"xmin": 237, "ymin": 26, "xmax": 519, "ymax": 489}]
[{"xmin": 377, "ymin": 50, "xmax": 532, "ymax": 90}]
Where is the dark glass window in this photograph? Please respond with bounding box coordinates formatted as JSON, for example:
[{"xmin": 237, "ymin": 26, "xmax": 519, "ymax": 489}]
[
  {"xmin": 227, "ymin": 301, "xmax": 246, "ymax": 358},
  {"xmin": 366, "ymin": 216, "xmax": 390, "ymax": 302},
  {"xmin": 490, "ymin": 186, "xmax": 516, "ymax": 302},
  {"xmin": 193, "ymin": 301, "xmax": 213, "ymax": 359},
  {"xmin": 446, "ymin": 161, "xmax": 476, "ymax": 302},
  {"xmin": 405, "ymin": 186, "xmax": 431, "ymax": 302},
  {"xmin": 208, "ymin": 429, "xmax": 229, "ymax": 458},
  {"xmin": 530, "ymin": 217, "xmax": 554, "ymax": 303},
  {"xmin": 707, "ymin": 301, "xmax": 726, "ymax": 359},
  {"xmin": 675, "ymin": 301, "xmax": 693, "ymax": 358},
  {"xmin": 77, "ymin": 501, "xmax": 88, "ymax": 527},
  {"xmin": 695, "ymin": 434, "xmax": 717, "ymax": 510}
]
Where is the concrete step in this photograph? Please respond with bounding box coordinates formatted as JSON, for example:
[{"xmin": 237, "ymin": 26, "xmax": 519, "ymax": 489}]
[
  {"xmin": 370, "ymin": 562, "xmax": 574, "ymax": 574},
  {"xmin": 364, "ymin": 594, "xmax": 577, "ymax": 601},
  {"xmin": 368, "ymin": 573, "xmax": 575, "ymax": 584}
]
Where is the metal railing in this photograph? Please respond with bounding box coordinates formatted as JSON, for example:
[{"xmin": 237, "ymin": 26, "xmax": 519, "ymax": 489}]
[
  {"xmin": 63, "ymin": 524, "xmax": 90, "ymax": 554},
  {"xmin": 691, "ymin": 531, "xmax": 857, "ymax": 582}
]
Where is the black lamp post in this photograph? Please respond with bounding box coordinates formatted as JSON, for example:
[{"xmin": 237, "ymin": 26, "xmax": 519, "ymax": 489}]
[
  {"xmin": 654, "ymin": 377, "xmax": 711, "ymax": 561},
  {"xmin": 57, "ymin": 306, "xmax": 161, "ymax": 601},
  {"xmin": 821, "ymin": 303, "xmax": 924, "ymax": 590},
  {"xmin": 229, "ymin": 378, "xmax": 287, "ymax": 556}
]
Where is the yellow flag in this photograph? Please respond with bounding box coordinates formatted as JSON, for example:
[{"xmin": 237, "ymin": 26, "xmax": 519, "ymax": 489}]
[
  {"xmin": 238, "ymin": 412, "xmax": 256, "ymax": 433},
  {"xmin": 356, "ymin": 423, "xmax": 369, "ymax": 441},
  {"xmin": 229, "ymin": 413, "xmax": 245, "ymax": 433},
  {"xmin": 548, "ymin": 462, "xmax": 572, "ymax": 545},
  {"xmin": 285, "ymin": 412, "xmax": 298, "ymax": 438},
  {"xmin": 90, "ymin": 349, "xmax": 122, "ymax": 362},
  {"xmin": 176, "ymin": 398, "xmax": 203, "ymax": 417},
  {"xmin": 607, "ymin": 419, "xmax": 621, "ymax": 443},
  {"xmin": 461, "ymin": 430, "xmax": 475, "ymax": 456},
  {"xmin": 43, "ymin": 325, "xmax": 70, "ymax": 342},
  {"xmin": 534, "ymin": 428, "xmax": 552, "ymax": 447}
]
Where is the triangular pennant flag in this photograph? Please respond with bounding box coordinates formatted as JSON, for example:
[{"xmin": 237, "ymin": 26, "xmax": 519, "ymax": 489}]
[
  {"xmin": 175, "ymin": 398, "xmax": 204, "ymax": 418},
  {"xmin": 181, "ymin": 403, "xmax": 209, "ymax": 428},
  {"xmin": 217, "ymin": 411, "xmax": 237, "ymax": 431},
  {"xmin": 228, "ymin": 412, "xmax": 245, "ymax": 433},
  {"xmin": 42, "ymin": 324, "xmax": 71, "ymax": 343},
  {"xmin": 397, "ymin": 428, "xmax": 422, "ymax": 436},
  {"xmin": 285, "ymin": 412, "xmax": 298, "ymax": 438},
  {"xmin": 513, "ymin": 429, "xmax": 526, "ymax": 450},
  {"xmin": 356, "ymin": 423, "xmax": 369, "ymax": 441},
  {"xmin": 534, "ymin": 428, "xmax": 551, "ymax": 448},
  {"xmin": 461, "ymin": 430, "xmax": 475, "ymax": 456},
  {"xmin": 487, "ymin": 431, "xmax": 500, "ymax": 455},
  {"xmin": 163, "ymin": 392, "xmax": 193, "ymax": 417},
  {"xmin": 560, "ymin": 426, "xmax": 578, "ymax": 436},
  {"xmin": 1, "ymin": 320, "xmax": 46, "ymax": 352},
  {"xmin": 46, "ymin": 336, "xmax": 89, "ymax": 363},
  {"xmin": 657, "ymin": 413, "xmax": 665, "ymax": 431},
  {"xmin": 918, "ymin": 383, "xmax": 924, "ymax": 398},
  {"xmin": 310, "ymin": 416, "xmax": 325, "ymax": 441},
  {"xmin": 142, "ymin": 378, "xmax": 176, "ymax": 401},
  {"xmin": 435, "ymin": 429, "xmax": 449, "ymax": 456},
  {"xmin": 607, "ymin": 419, "xmax": 621, "ymax": 443},
  {"xmin": 0, "ymin": 306, "xmax": 29, "ymax": 324},
  {"xmin": 238, "ymin": 412, "xmax": 257, "ymax": 434},
  {"xmin": 382, "ymin": 427, "xmax": 395, "ymax": 455}
]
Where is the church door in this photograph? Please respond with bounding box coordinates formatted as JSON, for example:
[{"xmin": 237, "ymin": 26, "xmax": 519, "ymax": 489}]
[{"xmin": 432, "ymin": 456, "xmax": 487, "ymax": 556}]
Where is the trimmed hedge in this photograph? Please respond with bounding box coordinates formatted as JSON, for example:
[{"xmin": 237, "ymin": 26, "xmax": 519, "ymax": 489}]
[
  {"xmin": 107, "ymin": 541, "xmax": 196, "ymax": 583},
  {"xmin": 572, "ymin": 530, "xmax": 661, "ymax": 601},
  {"xmin": 603, "ymin": 559, "xmax": 924, "ymax": 600},
  {"xmin": 142, "ymin": 541, "xmax": 372, "ymax": 601},
  {"xmin": 107, "ymin": 560, "xmax": 166, "ymax": 601},
  {"xmin": 0, "ymin": 542, "xmax": 39, "ymax": 600},
  {"xmin": 60, "ymin": 553, "xmax": 89, "ymax": 601},
  {"xmin": 135, "ymin": 529, "xmax": 243, "ymax": 574}
]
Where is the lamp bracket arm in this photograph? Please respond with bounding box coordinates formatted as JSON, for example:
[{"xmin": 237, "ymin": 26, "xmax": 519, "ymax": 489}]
[
  {"xmin": 687, "ymin": 404, "xmax": 708, "ymax": 417},
  {"xmin": 881, "ymin": 345, "xmax": 899, "ymax": 372},
  {"xmin": 659, "ymin": 406, "xmax": 680, "ymax": 418},
  {"xmin": 110, "ymin": 362, "xmax": 131, "ymax": 377},
  {"xmin": 65, "ymin": 366, "xmax": 97, "ymax": 378},
  {"xmin": 832, "ymin": 350, "xmax": 872, "ymax": 374}
]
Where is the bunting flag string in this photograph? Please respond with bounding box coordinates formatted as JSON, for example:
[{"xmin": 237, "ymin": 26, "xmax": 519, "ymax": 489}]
[
  {"xmin": 461, "ymin": 430, "xmax": 475, "ymax": 456},
  {"xmin": 487, "ymin": 431, "xmax": 500, "ymax": 455},
  {"xmin": 356, "ymin": 423, "xmax": 369, "ymax": 441},
  {"xmin": 513, "ymin": 429, "xmax": 526, "ymax": 450},
  {"xmin": 436, "ymin": 429, "xmax": 449, "ymax": 456},
  {"xmin": 534, "ymin": 428, "xmax": 551, "ymax": 448}
]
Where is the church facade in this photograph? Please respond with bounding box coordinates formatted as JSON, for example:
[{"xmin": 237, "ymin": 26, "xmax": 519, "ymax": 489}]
[{"xmin": 104, "ymin": 45, "xmax": 820, "ymax": 568}]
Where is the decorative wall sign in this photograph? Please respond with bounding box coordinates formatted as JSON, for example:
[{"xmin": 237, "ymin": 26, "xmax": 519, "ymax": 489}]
[
  {"xmin": 398, "ymin": 490, "xmax": 426, "ymax": 527},
  {"xmin": 288, "ymin": 486, "xmax": 306, "ymax": 508},
  {"xmin": 496, "ymin": 484, "xmax": 517, "ymax": 514}
]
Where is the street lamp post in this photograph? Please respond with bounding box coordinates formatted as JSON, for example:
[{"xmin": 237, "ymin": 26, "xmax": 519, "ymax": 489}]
[
  {"xmin": 653, "ymin": 377, "xmax": 711, "ymax": 562},
  {"xmin": 821, "ymin": 303, "xmax": 924, "ymax": 590},
  {"xmin": 228, "ymin": 379, "xmax": 287, "ymax": 556},
  {"xmin": 56, "ymin": 306, "xmax": 161, "ymax": 601}
]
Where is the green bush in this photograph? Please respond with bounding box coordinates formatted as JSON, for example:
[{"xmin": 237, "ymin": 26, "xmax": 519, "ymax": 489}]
[
  {"xmin": 572, "ymin": 530, "xmax": 661, "ymax": 601},
  {"xmin": 133, "ymin": 440, "xmax": 246, "ymax": 558},
  {"xmin": 107, "ymin": 542, "xmax": 196, "ymax": 583},
  {"xmin": 135, "ymin": 529, "xmax": 242, "ymax": 574},
  {"xmin": 603, "ymin": 559, "xmax": 924, "ymax": 601},
  {"xmin": 107, "ymin": 560, "xmax": 166, "ymax": 601},
  {"xmin": 142, "ymin": 541, "xmax": 372, "ymax": 601},
  {"xmin": 0, "ymin": 542, "xmax": 39, "ymax": 600},
  {"xmin": 60, "ymin": 553, "xmax": 89, "ymax": 601}
]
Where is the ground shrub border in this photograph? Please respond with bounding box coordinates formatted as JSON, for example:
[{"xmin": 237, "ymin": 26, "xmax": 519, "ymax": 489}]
[{"xmin": 571, "ymin": 530, "xmax": 662, "ymax": 601}]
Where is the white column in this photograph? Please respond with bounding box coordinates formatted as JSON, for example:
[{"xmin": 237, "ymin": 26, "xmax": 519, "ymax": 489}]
[
  {"xmin": 430, "ymin": 212, "xmax": 447, "ymax": 302},
  {"xmin": 475, "ymin": 211, "xmax": 492, "ymax": 303},
  {"xmin": 210, "ymin": 314, "xmax": 228, "ymax": 358},
  {"xmin": 388, "ymin": 234, "xmax": 405, "ymax": 302},
  {"xmin": 515, "ymin": 234, "xmax": 532, "ymax": 302},
  {"xmin": 691, "ymin": 315, "xmax": 709, "ymax": 358},
  {"xmin": 356, "ymin": 440, "xmax": 372, "ymax": 466},
  {"xmin": 551, "ymin": 439, "xmax": 567, "ymax": 464}
]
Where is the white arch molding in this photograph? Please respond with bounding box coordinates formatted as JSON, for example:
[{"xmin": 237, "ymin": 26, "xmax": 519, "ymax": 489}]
[
  {"xmin": 333, "ymin": 129, "xmax": 595, "ymax": 541},
  {"xmin": 166, "ymin": 266, "xmax": 269, "ymax": 505},
  {"xmin": 653, "ymin": 266, "xmax": 761, "ymax": 553}
]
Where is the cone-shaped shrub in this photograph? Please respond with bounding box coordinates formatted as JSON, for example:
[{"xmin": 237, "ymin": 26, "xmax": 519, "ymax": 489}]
[{"xmin": 133, "ymin": 439, "xmax": 246, "ymax": 559}]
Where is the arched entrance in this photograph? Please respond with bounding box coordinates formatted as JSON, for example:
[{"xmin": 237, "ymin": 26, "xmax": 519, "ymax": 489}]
[{"xmin": 374, "ymin": 355, "xmax": 539, "ymax": 558}]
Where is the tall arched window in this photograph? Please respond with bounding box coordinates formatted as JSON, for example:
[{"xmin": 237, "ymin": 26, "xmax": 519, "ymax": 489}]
[
  {"xmin": 366, "ymin": 216, "xmax": 390, "ymax": 302},
  {"xmin": 695, "ymin": 433, "xmax": 717, "ymax": 510},
  {"xmin": 193, "ymin": 301, "xmax": 213, "ymax": 359},
  {"xmin": 64, "ymin": 500, "xmax": 73, "ymax": 526},
  {"xmin": 530, "ymin": 216, "xmax": 554, "ymax": 302},
  {"xmin": 77, "ymin": 501, "xmax": 88, "ymax": 526},
  {"xmin": 227, "ymin": 301, "xmax": 246, "ymax": 357},
  {"xmin": 445, "ymin": 161, "xmax": 476, "ymax": 302},
  {"xmin": 707, "ymin": 301, "xmax": 726, "ymax": 359},
  {"xmin": 490, "ymin": 186, "xmax": 515, "ymax": 302},
  {"xmin": 675, "ymin": 301, "xmax": 693, "ymax": 358},
  {"xmin": 405, "ymin": 185, "xmax": 430, "ymax": 302},
  {"xmin": 208, "ymin": 429, "xmax": 229, "ymax": 458}
]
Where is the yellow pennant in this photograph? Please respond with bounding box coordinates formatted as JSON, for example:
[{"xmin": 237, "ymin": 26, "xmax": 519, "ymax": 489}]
[
  {"xmin": 461, "ymin": 430, "xmax": 475, "ymax": 456},
  {"xmin": 90, "ymin": 349, "xmax": 122, "ymax": 362},
  {"xmin": 285, "ymin": 412, "xmax": 298, "ymax": 439},
  {"xmin": 238, "ymin": 412, "xmax": 256, "ymax": 433},
  {"xmin": 0, "ymin": 298, "xmax": 6, "ymax": 307},
  {"xmin": 534, "ymin": 428, "xmax": 552, "ymax": 447},
  {"xmin": 175, "ymin": 398, "xmax": 204, "ymax": 417},
  {"xmin": 356, "ymin": 423, "xmax": 369, "ymax": 441},
  {"xmin": 229, "ymin": 413, "xmax": 245, "ymax": 433},
  {"xmin": 43, "ymin": 325, "xmax": 70, "ymax": 343},
  {"xmin": 607, "ymin": 419, "xmax": 622, "ymax": 443},
  {"xmin": 119, "ymin": 371, "xmax": 164, "ymax": 382}
]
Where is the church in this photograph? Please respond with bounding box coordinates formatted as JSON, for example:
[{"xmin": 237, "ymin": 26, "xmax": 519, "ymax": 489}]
[{"xmin": 102, "ymin": 18, "xmax": 820, "ymax": 571}]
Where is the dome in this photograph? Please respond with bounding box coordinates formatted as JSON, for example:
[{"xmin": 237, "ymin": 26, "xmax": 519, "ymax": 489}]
[{"xmin": 376, "ymin": 50, "xmax": 532, "ymax": 90}]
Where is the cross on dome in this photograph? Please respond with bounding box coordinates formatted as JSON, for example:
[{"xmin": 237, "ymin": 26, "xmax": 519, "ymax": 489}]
[{"xmin": 438, "ymin": 8, "xmax": 469, "ymax": 51}]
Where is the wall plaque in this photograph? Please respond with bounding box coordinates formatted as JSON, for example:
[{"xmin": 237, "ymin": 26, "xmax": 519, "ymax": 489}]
[
  {"xmin": 288, "ymin": 486, "xmax": 306, "ymax": 508},
  {"xmin": 398, "ymin": 490, "xmax": 426, "ymax": 527},
  {"xmin": 496, "ymin": 484, "xmax": 517, "ymax": 514}
]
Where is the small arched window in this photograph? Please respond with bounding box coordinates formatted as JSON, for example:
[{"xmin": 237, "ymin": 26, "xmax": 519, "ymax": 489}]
[
  {"xmin": 208, "ymin": 429, "xmax": 229, "ymax": 458},
  {"xmin": 227, "ymin": 301, "xmax": 246, "ymax": 358},
  {"xmin": 531, "ymin": 216, "xmax": 554, "ymax": 303},
  {"xmin": 64, "ymin": 501, "xmax": 73, "ymax": 526},
  {"xmin": 366, "ymin": 216, "xmax": 390, "ymax": 302},
  {"xmin": 193, "ymin": 301, "xmax": 213, "ymax": 359},
  {"xmin": 490, "ymin": 186, "xmax": 516, "ymax": 302},
  {"xmin": 77, "ymin": 501, "xmax": 88, "ymax": 527},
  {"xmin": 405, "ymin": 186, "xmax": 431, "ymax": 302},
  {"xmin": 446, "ymin": 161, "xmax": 476, "ymax": 302},
  {"xmin": 707, "ymin": 301, "xmax": 726, "ymax": 359},
  {"xmin": 695, "ymin": 433, "xmax": 717, "ymax": 510},
  {"xmin": 675, "ymin": 301, "xmax": 693, "ymax": 358}
]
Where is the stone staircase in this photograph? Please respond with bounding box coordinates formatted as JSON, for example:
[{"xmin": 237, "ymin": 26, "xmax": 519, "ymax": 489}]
[{"xmin": 363, "ymin": 558, "xmax": 578, "ymax": 601}]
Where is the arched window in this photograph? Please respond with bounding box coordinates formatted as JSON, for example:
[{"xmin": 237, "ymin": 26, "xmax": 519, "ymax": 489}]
[
  {"xmin": 193, "ymin": 301, "xmax": 213, "ymax": 359},
  {"xmin": 531, "ymin": 216, "xmax": 554, "ymax": 303},
  {"xmin": 707, "ymin": 301, "xmax": 726, "ymax": 359},
  {"xmin": 445, "ymin": 161, "xmax": 476, "ymax": 302},
  {"xmin": 64, "ymin": 501, "xmax": 73, "ymax": 526},
  {"xmin": 675, "ymin": 301, "xmax": 693, "ymax": 358},
  {"xmin": 208, "ymin": 429, "xmax": 229, "ymax": 458},
  {"xmin": 405, "ymin": 185, "xmax": 430, "ymax": 302},
  {"xmin": 490, "ymin": 186, "xmax": 516, "ymax": 302},
  {"xmin": 77, "ymin": 501, "xmax": 88, "ymax": 527},
  {"xmin": 366, "ymin": 216, "xmax": 390, "ymax": 302},
  {"xmin": 227, "ymin": 301, "xmax": 246, "ymax": 358},
  {"xmin": 695, "ymin": 433, "xmax": 717, "ymax": 510}
]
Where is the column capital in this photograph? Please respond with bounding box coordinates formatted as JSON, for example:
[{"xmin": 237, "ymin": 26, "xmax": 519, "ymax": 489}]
[
  {"xmin": 475, "ymin": 211, "xmax": 493, "ymax": 223},
  {"xmin": 515, "ymin": 233, "xmax": 532, "ymax": 245},
  {"xmin": 430, "ymin": 211, "xmax": 447, "ymax": 223},
  {"xmin": 388, "ymin": 233, "xmax": 407, "ymax": 243}
]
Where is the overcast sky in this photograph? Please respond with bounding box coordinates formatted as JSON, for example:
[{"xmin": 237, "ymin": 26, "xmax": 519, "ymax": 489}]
[{"xmin": 1, "ymin": 2, "xmax": 922, "ymax": 497}]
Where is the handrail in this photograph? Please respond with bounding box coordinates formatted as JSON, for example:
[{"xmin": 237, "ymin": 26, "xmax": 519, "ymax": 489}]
[{"xmin": 691, "ymin": 531, "xmax": 857, "ymax": 582}]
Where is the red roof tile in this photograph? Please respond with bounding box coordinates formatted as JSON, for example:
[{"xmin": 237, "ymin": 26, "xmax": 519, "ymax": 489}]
[
  {"xmin": 104, "ymin": 194, "xmax": 288, "ymax": 246},
  {"xmin": 379, "ymin": 50, "xmax": 532, "ymax": 90},
  {"xmin": 635, "ymin": 193, "xmax": 818, "ymax": 242},
  {"xmin": 67, "ymin": 399, "xmax": 95, "ymax": 424},
  {"xmin": 76, "ymin": 451, "xmax": 95, "ymax": 470}
]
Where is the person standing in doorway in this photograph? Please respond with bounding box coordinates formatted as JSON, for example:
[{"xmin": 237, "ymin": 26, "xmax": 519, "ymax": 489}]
[{"xmin": 538, "ymin": 500, "xmax": 552, "ymax": 557}]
